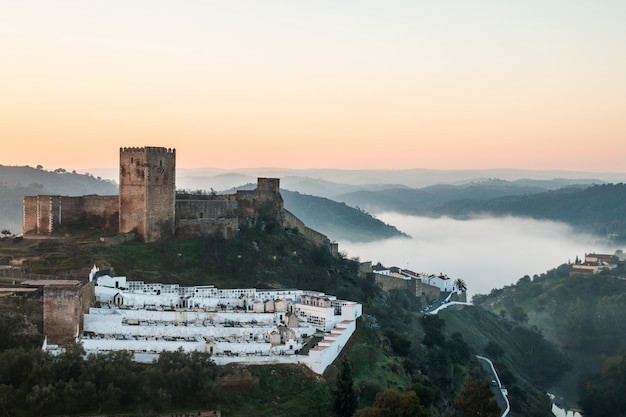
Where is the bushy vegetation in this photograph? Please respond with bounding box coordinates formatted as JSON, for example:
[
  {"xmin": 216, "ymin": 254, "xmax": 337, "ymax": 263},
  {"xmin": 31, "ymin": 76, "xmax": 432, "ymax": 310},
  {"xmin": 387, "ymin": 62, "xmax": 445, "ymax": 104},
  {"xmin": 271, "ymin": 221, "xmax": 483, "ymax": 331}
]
[
  {"xmin": 0, "ymin": 347, "xmax": 219, "ymax": 417},
  {"xmin": 578, "ymin": 352, "xmax": 626, "ymax": 416},
  {"xmin": 473, "ymin": 261, "xmax": 626, "ymax": 408}
]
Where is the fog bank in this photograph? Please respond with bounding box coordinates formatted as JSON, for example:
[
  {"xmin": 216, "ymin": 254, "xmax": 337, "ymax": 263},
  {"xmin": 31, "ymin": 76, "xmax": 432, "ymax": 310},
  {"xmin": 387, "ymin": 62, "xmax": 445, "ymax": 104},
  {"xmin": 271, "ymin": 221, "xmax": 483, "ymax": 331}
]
[{"xmin": 339, "ymin": 213, "xmax": 616, "ymax": 298}]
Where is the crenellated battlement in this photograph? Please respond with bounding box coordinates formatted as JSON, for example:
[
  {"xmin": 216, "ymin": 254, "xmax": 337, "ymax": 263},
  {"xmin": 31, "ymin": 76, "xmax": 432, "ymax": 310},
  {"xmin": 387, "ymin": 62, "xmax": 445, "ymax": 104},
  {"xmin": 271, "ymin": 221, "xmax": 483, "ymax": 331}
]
[{"xmin": 120, "ymin": 147, "xmax": 176, "ymax": 154}]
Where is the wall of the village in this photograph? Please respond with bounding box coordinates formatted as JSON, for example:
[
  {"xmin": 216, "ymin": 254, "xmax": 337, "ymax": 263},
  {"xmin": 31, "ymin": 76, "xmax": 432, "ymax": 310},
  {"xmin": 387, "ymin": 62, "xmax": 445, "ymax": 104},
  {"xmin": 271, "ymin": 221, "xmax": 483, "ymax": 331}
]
[
  {"xmin": 374, "ymin": 273, "xmax": 411, "ymax": 292},
  {"xmin": 43, "ymin": 281, "xmax": 94, "ymax": 345},
  {"xmin": 415, "ymin": 280, "xmax": 441, "ymax": 304}
]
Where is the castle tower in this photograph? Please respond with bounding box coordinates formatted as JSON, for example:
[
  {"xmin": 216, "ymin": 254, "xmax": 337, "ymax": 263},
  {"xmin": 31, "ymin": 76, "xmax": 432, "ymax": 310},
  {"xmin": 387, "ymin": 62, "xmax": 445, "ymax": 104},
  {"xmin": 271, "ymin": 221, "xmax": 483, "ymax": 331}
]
[{"xmin": 118, "ymin": 147, "xmax": 176, "ymax": 242}]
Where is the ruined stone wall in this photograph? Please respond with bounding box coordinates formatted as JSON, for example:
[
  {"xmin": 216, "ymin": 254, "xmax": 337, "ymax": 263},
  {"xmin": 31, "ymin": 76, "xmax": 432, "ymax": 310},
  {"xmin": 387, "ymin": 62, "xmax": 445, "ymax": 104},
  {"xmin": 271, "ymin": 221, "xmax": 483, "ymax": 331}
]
[
  {"xmin": 256, "ymin": 177, "xmax": 280, "ymax": 192},
  {"xmin": 43, "ymin": 281, "xmax": 94, "ymax": 345},
  {"xmin": 58, "ymin": 196, "xmax": 85, "ymax": 224},
  {"xmin": 236, "ymin": 190, "xmax": 282, "ymax": 218},
  {"xmin": 23, "ymin": 195, "xmax": 117, "ymax": 235},
  {"xmin": 23, "ymin": 196, "xmax": 39, "ymax": 234},
  {"xmin": 283, "ymin": 210, "xmax": 332, "ymax": 249},
  {"xmin": 175, "ymin": 200, "xmax": 238, "ymax": 220},
  {"xmin": 23, "ymin": 195, "xmax": 82, "ymax": 234},
  {"xmin": 119, "ymin": 147, "xmax": 176, "ymax": 242},
  {"xmin": 82, "ymin": 195, "xmax": 119, "ymax": 231}
]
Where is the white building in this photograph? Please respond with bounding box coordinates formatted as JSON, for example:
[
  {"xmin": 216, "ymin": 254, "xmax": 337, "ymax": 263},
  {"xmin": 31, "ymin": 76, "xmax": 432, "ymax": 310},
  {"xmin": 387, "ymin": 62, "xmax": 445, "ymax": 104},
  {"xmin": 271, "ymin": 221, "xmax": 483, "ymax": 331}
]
[{"xmin": 72, "ymin": 266, "xmax": 363, "ymax": 374}]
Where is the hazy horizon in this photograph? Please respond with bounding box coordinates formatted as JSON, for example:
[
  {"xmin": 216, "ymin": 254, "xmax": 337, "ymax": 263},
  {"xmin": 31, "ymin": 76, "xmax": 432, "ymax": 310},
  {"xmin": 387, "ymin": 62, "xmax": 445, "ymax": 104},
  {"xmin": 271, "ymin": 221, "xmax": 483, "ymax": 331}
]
[{"xmin": 2, "ymin": 2, "xmax": 625, "ymax": 172}]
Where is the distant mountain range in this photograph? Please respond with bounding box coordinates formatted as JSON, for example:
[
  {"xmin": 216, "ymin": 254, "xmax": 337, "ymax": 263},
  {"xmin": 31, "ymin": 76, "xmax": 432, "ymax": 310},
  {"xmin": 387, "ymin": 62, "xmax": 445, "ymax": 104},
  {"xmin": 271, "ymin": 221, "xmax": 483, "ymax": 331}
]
[{"xmin": 2, "ymin": 165, "xmax": 625, "ymax": 242}]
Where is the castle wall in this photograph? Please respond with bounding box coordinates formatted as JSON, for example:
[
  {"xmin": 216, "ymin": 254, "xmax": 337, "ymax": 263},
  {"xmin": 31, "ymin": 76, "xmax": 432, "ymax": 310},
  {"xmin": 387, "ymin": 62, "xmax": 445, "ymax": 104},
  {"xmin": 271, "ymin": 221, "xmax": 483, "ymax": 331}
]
[
  {"xmin": 43, "ymin": 280, "xmax": 94, "ymax": 345},
  {"xmin": 23, "ymin": 195, "xmax": 118, "ymax": 235},
  {"xmin": 82, "ymin": 195, "xmax": 119, "ymax": 231},
  {"xmin": 283, "ymin": 210, "xmax": 332, "ymax": 249},
  {"xmin": 175, "ymin": 200, "xmax": 238, "ymax": 220},
  {"xmin": 236, "ymin": 190, "xmax": 281, "ymax": 218},
  {"xmin": 23, "ymin": 196, "xmax": 39, "ymax": 234}
]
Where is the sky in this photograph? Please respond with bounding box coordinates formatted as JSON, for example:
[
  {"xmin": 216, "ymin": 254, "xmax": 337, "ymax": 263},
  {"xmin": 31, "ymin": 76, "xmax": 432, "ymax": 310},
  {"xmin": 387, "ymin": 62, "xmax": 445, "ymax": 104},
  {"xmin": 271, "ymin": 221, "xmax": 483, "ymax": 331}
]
[{"xmin": 2, "ymin": 1, "xmax": 625, "ymax": 172}]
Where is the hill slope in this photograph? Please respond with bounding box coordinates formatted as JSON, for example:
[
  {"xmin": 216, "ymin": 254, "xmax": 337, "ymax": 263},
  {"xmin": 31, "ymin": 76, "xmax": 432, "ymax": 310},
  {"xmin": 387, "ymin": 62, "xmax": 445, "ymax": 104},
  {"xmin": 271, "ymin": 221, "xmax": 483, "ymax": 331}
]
[
  {"xmin": 473, "ymin": 261, "xmax": 626, "ymax": 408},
  {"xmin": 281, "ymin": 190, "xmax": 407, "ymax": 242},
  {"xmin": 434, "ymin": 183, "xmax": 626, "ymax": 240},
  {"xmin": 0, "ymin": 226, "xmax": 560, "ymax": 417}
]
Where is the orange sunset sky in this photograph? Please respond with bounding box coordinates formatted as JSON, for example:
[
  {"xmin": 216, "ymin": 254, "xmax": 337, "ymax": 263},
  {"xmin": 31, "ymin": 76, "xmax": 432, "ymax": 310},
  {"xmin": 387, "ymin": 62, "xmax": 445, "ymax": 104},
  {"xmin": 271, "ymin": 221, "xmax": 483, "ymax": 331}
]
[{"xmin": 2, "ymin": 1, "xmax": 625, "ymax": 172}]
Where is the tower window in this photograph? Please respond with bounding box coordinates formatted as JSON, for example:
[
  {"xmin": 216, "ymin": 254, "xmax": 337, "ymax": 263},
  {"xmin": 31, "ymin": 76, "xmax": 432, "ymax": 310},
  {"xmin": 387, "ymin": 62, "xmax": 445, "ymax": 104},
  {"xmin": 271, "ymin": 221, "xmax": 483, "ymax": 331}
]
[{"xmin": 160, "ymin": 160, "xmax": 163, "ymax": 167}]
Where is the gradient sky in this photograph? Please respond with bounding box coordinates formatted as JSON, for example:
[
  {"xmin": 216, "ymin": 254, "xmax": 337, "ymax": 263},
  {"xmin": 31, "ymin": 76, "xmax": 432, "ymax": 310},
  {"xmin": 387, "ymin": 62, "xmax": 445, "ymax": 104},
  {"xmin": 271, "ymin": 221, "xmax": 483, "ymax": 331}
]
[{"xmin": 2, "ymin": 1, "xmax": 625, "ymax": 172}]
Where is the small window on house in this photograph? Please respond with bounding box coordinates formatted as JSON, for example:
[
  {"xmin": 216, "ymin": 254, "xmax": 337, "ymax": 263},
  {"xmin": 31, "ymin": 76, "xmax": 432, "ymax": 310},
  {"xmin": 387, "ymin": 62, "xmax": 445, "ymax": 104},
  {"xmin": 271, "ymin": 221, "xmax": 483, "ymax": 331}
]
[{"xmin": 200, "ymin": 212, "xmax": 203, "ymax": 218}]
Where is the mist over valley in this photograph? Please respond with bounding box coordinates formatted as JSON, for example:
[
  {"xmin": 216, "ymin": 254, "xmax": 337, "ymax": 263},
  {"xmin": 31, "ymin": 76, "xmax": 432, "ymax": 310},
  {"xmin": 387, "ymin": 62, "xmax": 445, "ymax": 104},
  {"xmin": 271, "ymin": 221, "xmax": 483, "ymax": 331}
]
[{"xmin": 339, "ymin": 213, "xmax": 617, "ymax": 297}]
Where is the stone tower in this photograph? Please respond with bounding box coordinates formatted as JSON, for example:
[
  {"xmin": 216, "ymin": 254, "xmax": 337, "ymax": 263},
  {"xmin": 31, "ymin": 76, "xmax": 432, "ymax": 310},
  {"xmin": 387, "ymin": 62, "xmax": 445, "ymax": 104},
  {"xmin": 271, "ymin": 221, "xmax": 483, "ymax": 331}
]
[{"xmin": 118, "ymin": 147, "xmax": 176, "ymax": 242}]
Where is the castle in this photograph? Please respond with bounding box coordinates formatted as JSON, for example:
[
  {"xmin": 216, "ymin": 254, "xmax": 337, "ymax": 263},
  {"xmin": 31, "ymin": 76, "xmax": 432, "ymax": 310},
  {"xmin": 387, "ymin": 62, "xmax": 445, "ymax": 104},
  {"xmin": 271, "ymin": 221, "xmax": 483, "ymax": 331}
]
[{"xmin": 23, "ymin": 146, "xmax": 336, "ymax": 252}]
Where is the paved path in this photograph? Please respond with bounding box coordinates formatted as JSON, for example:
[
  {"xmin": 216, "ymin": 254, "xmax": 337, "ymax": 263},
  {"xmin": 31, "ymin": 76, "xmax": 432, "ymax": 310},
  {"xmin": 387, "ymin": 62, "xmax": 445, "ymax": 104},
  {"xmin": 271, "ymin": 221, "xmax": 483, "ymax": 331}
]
[{"xmin": 476, "ymin": 355, "xmax": 510, "ymax": 417}]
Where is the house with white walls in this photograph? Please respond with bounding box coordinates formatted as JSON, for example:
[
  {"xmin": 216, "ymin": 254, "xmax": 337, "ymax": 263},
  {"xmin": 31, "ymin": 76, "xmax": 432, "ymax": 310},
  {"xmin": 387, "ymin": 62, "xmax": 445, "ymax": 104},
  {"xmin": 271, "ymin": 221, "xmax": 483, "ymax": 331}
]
[{"xmin": 64, "ymin": 266, "xmax": 362, "ymax": 374}]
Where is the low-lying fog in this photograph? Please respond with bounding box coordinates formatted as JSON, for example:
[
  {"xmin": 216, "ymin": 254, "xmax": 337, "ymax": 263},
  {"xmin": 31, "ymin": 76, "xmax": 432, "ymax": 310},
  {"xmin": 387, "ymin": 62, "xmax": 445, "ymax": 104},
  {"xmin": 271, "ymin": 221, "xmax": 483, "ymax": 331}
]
[{"xmin": 338, "ymin": 213, "xmax": 616, "ymax": 299}]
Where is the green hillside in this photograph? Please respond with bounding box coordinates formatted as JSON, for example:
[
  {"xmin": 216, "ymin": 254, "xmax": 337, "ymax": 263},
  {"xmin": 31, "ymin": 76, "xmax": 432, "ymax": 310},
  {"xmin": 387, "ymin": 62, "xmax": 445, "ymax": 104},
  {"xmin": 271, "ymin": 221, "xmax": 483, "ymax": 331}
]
[
  {"xmin": 434, "ymin": 183, "xmax": 626, "ymax": 240},
  {"xmin": 281, "ymin": 190, "xmax": 408, "ymax": 242},
  {"xmin": 0, "ymin": 223, "xmax": 561, "ymax": 417},
  {"xmin": 473, "ymin": 260, "xmax": 626, "ymax": 410}
]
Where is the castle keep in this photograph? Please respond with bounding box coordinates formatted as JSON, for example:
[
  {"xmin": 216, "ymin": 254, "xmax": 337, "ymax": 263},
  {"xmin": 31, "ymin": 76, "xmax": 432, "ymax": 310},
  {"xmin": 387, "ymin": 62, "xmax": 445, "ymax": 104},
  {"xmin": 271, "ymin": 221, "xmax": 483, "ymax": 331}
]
[
  {"xmin": 23, "ymin": 146, "xmax": 336, "ymax": 252},
  {"xmin": 119, "ymin": 147, "xmax": 176, "ymax": 242}
]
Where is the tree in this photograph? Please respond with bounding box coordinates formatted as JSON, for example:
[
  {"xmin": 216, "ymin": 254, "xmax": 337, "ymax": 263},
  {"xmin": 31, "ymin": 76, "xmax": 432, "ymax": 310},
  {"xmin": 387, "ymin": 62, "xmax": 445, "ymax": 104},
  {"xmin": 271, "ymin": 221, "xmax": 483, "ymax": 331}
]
[
  {"xmin": 455, "ymin": 378, "xmax": 500, "ymax": 417},
  {"xmin": 420, "ymin": 315, "xmax": 446, "ymax": 347},
  {"xmin": 454, "ymin": 278, "xmax": 467, "ymax": 292},
  {"xmin": 510, "ymin": 306, "xmax": 528, "ymax": 324},
  {"xmin": 354, "ymin": 389, "xmax": 429, "ymax": 417},
  {"xmin": 333, "ymin": 358, "xmax": 359, "ymax": 417}
]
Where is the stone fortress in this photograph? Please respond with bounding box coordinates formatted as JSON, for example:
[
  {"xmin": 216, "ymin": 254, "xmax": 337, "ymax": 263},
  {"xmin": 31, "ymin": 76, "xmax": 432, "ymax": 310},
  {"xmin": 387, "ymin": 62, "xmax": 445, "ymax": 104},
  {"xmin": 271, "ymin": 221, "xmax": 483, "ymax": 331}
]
[
  {"xmin": 12, "ymin": 146, "xmax": 360, "ymax": 374},
  {"xmin": 23, "ymin": 146, "xmax": 337, "ymax": 254}
]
